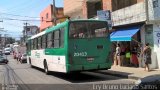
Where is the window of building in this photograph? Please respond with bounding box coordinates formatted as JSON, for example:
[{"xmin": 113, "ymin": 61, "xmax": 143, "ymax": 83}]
[
  {"xmin": 41, "ymin": 17, "xmax": 44, "ymax": 22},
  {"xmin": 112, "ymin": 0, "xmax": 137, "ymax": 11},
  {"xmin": 145, "ymin": 25, "xmax": 153, "ymax": 47},
  {"xmin": 26, "ymin": 28, "xmax": 30, "ymax": 31},
  {"xmin": 153, "ymin": 0, "xmax": 159, "ymax": 8}
]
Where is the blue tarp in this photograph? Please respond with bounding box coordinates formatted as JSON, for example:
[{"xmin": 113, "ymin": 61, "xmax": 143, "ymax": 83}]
[{"xmin": 110, "ymin": 27, "xmax": 140, "ymax": 41}]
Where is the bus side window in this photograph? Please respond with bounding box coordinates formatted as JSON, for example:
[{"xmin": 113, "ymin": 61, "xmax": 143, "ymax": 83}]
[
  {"xmin": 54, "ymin": 30, "xmax": 60, "ymax": 48},
  {"xmin": 31, "ymin": 40, "xmax": 34, "ymax": 50},
  {"xmin": 29, "ymin": 41, "xmax": 31, "ymax": 51},
  {"xmin": 38, "ymin": 37, "xmax": 42, "ymax": 49},
  {"xmin": 35, "ymin": 38, "xmax": 38, "ymax": 50},
  {"xmin": 52, "ymin": 32, "xmax": 54, "ymax": 47},
  {"xmin": 60, "ymin": 28, "xmax": 65, "ymax": 48},
  {"xmin": 45, "ymin": 35, "xmax": 47, "ymax": 48},
  {"xmin": 47, "ymin": 32, "xmax": 53, "ymax": 48},
  {"xmin": 42, "ymin": 35, "xmax": 46, "ymax": 49}
]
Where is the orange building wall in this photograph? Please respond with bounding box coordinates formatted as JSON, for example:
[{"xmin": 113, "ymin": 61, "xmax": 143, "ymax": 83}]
[
  {"xmin": 40, "ymin": 5, "xmax": 64, "ymax": 32},
  {"xmin": 40, "ymin": 4, "xmax": 53, "ymax": 32}
]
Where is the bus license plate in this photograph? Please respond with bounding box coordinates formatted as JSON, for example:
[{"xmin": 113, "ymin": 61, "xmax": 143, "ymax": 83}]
[{"xmin": 87, "ymin": 57, "xmax": 94, "ymax": 62}]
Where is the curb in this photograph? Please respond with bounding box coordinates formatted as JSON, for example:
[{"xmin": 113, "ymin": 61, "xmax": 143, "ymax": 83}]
[{"xmin": 98, "ymin": 70, "xmax": 141, "ymax": 80}]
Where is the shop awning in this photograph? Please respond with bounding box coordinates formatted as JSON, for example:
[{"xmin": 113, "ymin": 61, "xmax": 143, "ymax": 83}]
[{"xmin": 110, "ymin": 27, "xmax": 140, "ymax": 41}]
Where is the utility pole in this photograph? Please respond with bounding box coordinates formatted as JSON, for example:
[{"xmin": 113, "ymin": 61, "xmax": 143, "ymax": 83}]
[
  {"xmin": 4, "ymin": 34, "xmax": 8, "ymax": 47},
  {"xmin": 53, "ymin": 0, "xmax": 57, "ymax": 25},
  {"xmin": 24, "ymin": 22, "xmax": 29, "ymax": 45}
]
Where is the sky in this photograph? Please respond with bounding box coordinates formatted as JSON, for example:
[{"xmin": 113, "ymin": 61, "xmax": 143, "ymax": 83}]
[{"xmin": 0, "ymin": 0, "xmax": 63, "ymax": 40}]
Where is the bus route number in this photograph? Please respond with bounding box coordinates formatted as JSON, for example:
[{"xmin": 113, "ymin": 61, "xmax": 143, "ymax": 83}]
[{"xmin": 74, "ymin": 52, "xmax": 87, "ymax": 57}]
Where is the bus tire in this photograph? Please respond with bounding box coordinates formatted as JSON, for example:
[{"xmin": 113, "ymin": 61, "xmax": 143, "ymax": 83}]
[{"xmin": 44, "ymin": 60, "xmax": 50, "ymax": 75}]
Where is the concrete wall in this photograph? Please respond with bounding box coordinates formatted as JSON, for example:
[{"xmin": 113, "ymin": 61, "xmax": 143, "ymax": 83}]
[
  {"xmin": 153, "ymin": 24, "xmax": 160, "ymax": 69},
  {"xmin": 139, "ymin": 25, "xmax": 159, "ymax": 69},
  {"xmin": 64, "ymin": 0, "xmax": 83, "ymax": 19},
  {"xmin": 139, "ymin": 26, "xmax": 145, "ymax": 67},
  {"xmin": 148, "ymin": 0, "xmax": 160, "ymax": 23},
  {"xmin": 102, "ymin": 0, "xmax": 144, "ymax": 11},
  {"xmin": 112, "ymin": 2, "xmax": 146, "ymax": 26}
]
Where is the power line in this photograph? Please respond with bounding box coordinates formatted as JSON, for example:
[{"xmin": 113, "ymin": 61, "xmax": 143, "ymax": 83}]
[
  {"xmin": 0, "ymin": 12, "xmax": 40, "ymax": 18},
  {"xmin": 3, "ymin": 21, "xmax": 24, "ymax": 27},
  {"xmin": 6, "ymin": 0, "xmax": 37, "ymax": 13},
  {"xmin": 0, "ymin": 17, "xmax": 42, "ymax": 22},
  {"xmin": 5, "ymin": 0, "xmax": 33, "ymax": 11}
]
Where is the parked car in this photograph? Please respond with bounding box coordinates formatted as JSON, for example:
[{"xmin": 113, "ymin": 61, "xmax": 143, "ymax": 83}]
[
  {"xmin": 133, "ymin": 75, "xmax": 160, "ymax": 90},
  {"xmin": 0, "ymin": 55, "xmax": 8, "ymax": 64},
  {"xmin": 20, "ymin": 53, "xmax": 27, "ymax": 63},
  {"xmin": 4, "ymin": 48, "xmax": 11, "ymax": 55}
]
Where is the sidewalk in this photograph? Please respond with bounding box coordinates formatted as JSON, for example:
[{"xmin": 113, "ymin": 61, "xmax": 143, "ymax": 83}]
[{"xmin": 100, "ymin": 66, "xmax": 160, "ymax": 80}]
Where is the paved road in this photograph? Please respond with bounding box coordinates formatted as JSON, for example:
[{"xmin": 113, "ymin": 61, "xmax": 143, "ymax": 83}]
[{"xmin": 0, "ymin": 55, "xmax": 136, "ymax": 90}]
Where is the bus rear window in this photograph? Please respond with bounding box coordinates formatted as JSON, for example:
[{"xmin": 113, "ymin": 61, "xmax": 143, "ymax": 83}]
[{"xmin": 69, "ymin": 21, "xmax": 108, "ymax": 38}]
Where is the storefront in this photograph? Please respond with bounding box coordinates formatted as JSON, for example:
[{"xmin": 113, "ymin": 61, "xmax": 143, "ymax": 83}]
[
  {"xmin": 110, "ymin": 26, "xmax": 142, "ymax": 67},
  {"xmin": 110, "ymin": 24, "xmax": 159, "ymax": 69}
]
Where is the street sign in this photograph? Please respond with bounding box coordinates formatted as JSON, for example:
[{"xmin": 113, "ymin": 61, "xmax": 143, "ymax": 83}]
[
  {"xmin": 97, "ymin": 10, "xmax": 111, "ymax": 20},
  {"xmin": 97, "ymin": 10, "xmax": 112, "ymax": 30}
]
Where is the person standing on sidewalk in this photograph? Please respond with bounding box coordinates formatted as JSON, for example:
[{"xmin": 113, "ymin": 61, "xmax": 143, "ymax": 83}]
[
  {"xmin": 131, "ymin": 45, "xmax": 139, "ymax": 67},
  {"xmin": 141, "ymin": 43, "xmax": 152, "ymax": 72},
  {"xmin": 114, "ymin": 44, "xmax": 121, "ymax": 66}
]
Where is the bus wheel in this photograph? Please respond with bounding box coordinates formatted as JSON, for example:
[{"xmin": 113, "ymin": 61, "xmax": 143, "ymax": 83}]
[{"xmin": 44, "ymin": 61, "xmax": 50, "ymax": 75}]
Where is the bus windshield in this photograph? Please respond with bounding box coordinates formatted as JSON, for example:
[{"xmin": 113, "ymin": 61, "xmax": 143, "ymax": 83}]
[{"xmin": 69, "ymin": 21, "xmax": 108, "ymax": 39}]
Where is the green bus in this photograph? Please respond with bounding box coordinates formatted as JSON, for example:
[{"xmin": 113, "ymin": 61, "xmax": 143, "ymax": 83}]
[{"xmin": 26, "ymin": 19, "xmax": 112, "ymax": 74}]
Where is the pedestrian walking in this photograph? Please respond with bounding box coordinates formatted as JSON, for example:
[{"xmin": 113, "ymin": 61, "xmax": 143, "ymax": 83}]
[
  {"xmin": 17, "ymin": 52, "xmax": 22, "ymax": 63},
  {"xmin": 141, "ymin": 43, "xmax": 152, "ymax": 72},
  {"xmin": 16, "ymin": 52, "xmax": 19, "ymax": 63}
]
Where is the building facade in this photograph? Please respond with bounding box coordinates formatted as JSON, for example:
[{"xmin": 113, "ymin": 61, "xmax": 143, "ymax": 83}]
[
  {"xmin": 0, "ymin": 36, "xmax": 15, "ymax": 48},
  {"xmin": 22, "ymin": 25, "xmax": 39, "ymax": 45},
  {"xmin": 80, "ymin": 0, "xmax": 160, "ymax": 69},
  {"xmin": 40, "ymin": 4, "xmax": 64, "ymax": 32},
  {"xmin": 63, "ymin": 0, "xmax": 160, "ymax": 69},
  {"xmin": 64, "ymin": 0, "xmax": 84, "ymax": 19}
]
